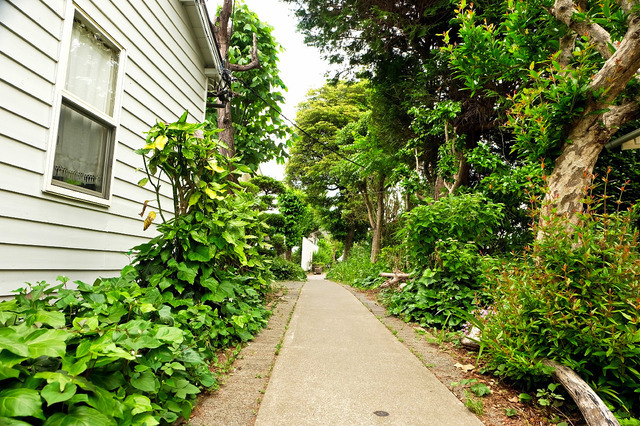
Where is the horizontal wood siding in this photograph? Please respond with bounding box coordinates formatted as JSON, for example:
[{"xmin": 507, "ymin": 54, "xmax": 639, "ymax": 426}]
[{"xmin": 0, "ymin": 0, "xmax": 209, "ymax": 295}]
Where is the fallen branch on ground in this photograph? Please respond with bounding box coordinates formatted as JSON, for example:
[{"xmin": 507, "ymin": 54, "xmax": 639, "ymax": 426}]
[
  {"xmin": 542, "ymin": 359, "xmax": 620, "ymax": 426},
  {"xmin": 378, "ymin": 271, "xmax": 410, "ymax": 288}
]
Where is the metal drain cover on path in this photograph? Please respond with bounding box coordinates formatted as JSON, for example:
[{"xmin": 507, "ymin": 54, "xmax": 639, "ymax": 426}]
[{"xmin": 374, "ymin": 411, "xmax": 389, "ymax": 417}]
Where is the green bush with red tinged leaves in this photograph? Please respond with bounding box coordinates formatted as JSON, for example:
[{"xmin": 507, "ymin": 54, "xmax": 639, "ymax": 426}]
[{"xmin": 480, "ymin": 175, "xmax": 640, "ymax": 417}]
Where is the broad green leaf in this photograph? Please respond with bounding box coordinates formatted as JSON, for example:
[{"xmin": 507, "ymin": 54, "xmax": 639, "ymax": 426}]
[
  {"xmin": 176, "ymin": 263, "xmax": 197, "ymax": 285},
  {"xmin": 32, "ymin": 310, "xmax": 65, "ymax": 329},
  {"xmin": 155, "ymin": 326, "xmax": 184, "ymax": 344},
  {"xmin": 137, "ymin": 178, "xmax": 149, "ymax": 187},
  {"xmin": 72, "ymin": 317, "xmax": 99, "ymax": 331},
  {"xmin": 0, "ymin": 312, "xmax": 17, "ymax": 326},
  {"xmin": 0, "ymin": 366, "xmax": 20, "ymax": 380},
  {"xmin": 132, "ymin": 414, "xmax": 160, "ymax": 426},
  {"xmin": 0, "ymin": 416, "xmax": 32, "ymax": 426},
  {"xmin": 26, "ymin": 329, "xmax": 69, "ymax": 358},
  {"xmin": 188, "ymin": 193, "xmax": 201, "ymax": 206},
  {"xmin": 0, "ymin": 388, "xmax": 44, "ymax": 420},
  {"xmin": 0, "ymin": 328, "xmax": 29, "ymax": 357},
  {"xmin": 187, "ymin": 245, "xmax": 212, "ymax": 262},
  {"xmin": 124, "ymin": 394, "xmax": 153, "ymax": 416},
  {"xmin": 130, "ymin": 370, "xmax": 157, "ymax": 393},
  {"xmin": 44, "ymin": 406, "xmax": 112, "ymax": 426},
  {"xmin": 41, "ymin": 382, "xmax": 77, "ymax": 405}
]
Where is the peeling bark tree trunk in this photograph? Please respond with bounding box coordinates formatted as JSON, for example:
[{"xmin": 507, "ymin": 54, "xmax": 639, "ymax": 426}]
[
  {"xmin": 543, "ymin": 117, "xmax": 605, "ymax": 225},
  {"xmin": 540, "ymin": 1, "xmax": 640, "ymax": 233},
  {"xmin": 212, "ymin": 0, "xmax": 260, "ymax": 158}
]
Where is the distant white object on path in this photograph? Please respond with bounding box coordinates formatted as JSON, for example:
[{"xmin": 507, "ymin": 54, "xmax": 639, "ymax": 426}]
[{"xmin": 300, "ymin": 237, "xmax": 318, "ymax": 271}]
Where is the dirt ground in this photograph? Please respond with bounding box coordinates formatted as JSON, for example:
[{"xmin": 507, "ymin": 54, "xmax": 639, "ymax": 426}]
[{"xmin": 189, "ymin": 279, "xmax": 584, "ymax": 425}]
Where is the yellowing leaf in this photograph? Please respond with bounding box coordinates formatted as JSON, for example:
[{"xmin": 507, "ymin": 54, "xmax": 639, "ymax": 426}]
[
  {"xmin": 208, "ymin": 160, "xmax": 226, "ymax": 173},
  {"xmin": 143, "ymin": 134, "xmax": 168, "ymax": 150},
  {"xmin": 154, "ymin": 135, "xmax": 167, "ymax": 150},
  {"xmin": 143, "ymin": 211, "xmax": 156, "ymax": 231}
]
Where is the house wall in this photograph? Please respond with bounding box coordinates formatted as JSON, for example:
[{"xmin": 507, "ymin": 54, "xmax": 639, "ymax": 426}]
[{"xmin": 0, "ymin": 0, "xmax": 209, "ymax": 295}]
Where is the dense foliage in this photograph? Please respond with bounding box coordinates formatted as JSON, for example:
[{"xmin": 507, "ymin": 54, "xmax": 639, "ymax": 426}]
[
  {"xmin": 209, "ymin": 2, "xmax": 290, "ymax": 169},
  {"xmin": 382, "ymin": 194, "xmax": 504, "ymax": 328},
  {"xmin": 479, "ymin": 180, "xmax": 640, "ymax": 416},
  {"xmin": 0, "ymin": 114, "xmax": 275, "ymax": 424}
]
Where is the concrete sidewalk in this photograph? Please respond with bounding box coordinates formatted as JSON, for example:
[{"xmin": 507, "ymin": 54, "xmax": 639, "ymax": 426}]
[{"xmin": 255, "ymin": 277, "xmax": 483, "ymax": 425}]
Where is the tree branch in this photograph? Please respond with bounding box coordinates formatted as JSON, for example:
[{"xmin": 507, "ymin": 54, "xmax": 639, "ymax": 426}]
[
  {"xmin": 615, "ymin": 0, "xmax": 635, "ymax": 15},
  {"xmin": 551, "ymin": 0, "xmax": 613, "ymax": 59},
  {"xmin": 588, "ymin": 17, "xmax": 640, "ymax": 98},
  {"xmin": 558, "ymin": 32, "xmax": 576, "ymax": 68},
  {"xmin": 227, "ymin": 33, "xmax": 261, "ymax": 71},
  {"xmin": 602, "ymin": 99, "xmax": 640, "ymax": 130}
]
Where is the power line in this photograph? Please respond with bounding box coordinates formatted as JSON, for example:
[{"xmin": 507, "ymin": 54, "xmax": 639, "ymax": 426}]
[{"xmin": 231, "ymin": 75, "xmax": 366, "ymax": 169}]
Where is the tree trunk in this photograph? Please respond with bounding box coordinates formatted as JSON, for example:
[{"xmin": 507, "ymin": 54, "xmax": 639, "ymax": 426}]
[
  {"xmin": 542, "ymin": 123, "xmax": 604, "ymax": 225},
  {"xmin": 217, "ymin": 102, "xmax": 235, "ymax": 157},
  {"xmin": 343, "ymin": 226, "xmax": 355, "ymax": 260},
  {"xmin": 370, "ymin": 176, "xmax": 385, "ymax": 263},
  {"xmin": 212, "ymin": 0, "xmax": 260, "ymax": 158},
  {"xmin": 284, "ymin": 249, "xmax": 292, "ymax": 261}
]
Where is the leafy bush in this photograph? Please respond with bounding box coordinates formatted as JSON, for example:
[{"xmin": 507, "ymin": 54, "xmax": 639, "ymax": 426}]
[
  {"xmin": 385, "ymin": 194, "xmax": 503, "ymax": 328},
  {"xmin": 480, "ymin": 179, "xmax": 640, "ymax": 416},
  {"xmin": 384, "ymin": 239, "xmax": 490, "ymax": 328},
  {"xmin": 269, "ymin": 257, "xmax": 306, "ymax": 281},
  {"xmin": 312, "ymin": 238, "xmax": 334, "ymax": 268},
  {"xmin": 0, "ymin": 114, "xmax": 275, "ymax": 424},
  {"xmin": 403, "ymin": 193, "xmax": 505, "ymax": 270}
]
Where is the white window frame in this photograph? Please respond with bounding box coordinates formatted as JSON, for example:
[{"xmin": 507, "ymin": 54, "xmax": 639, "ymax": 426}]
[{"xmin": 43, "ymin": 2, "xmax": 126, "ymax": 207}]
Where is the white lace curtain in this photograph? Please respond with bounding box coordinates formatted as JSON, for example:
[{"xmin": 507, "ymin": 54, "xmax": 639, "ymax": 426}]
[{"xmin": 53, "ymin": 19, "xmax": 119, "ymax": 193}]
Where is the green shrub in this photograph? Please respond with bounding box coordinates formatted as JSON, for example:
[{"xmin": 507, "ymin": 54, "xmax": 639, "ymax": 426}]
[
  {"xmin": 403, "ymin": 193, "xmax": 504, "ymax": 270},
  {"xmin": 0, "ymin": 114, "xmax": 275, "ymax": 425},
  {"xmin": 385, "ymin": 194, "xmax": 503, "ymax": 328},
  {"xmin": 269, "ymin": 257, "xmax": 306, "ymax": 281},
  {"xmin": 480, "ymin": 181, "xmax": 640, "ymax": 416},
  {"xmin": 0, "ymin": 272, "xmax": 224, "ymax": 425},
  {"xmin": 312, "ymin": 239, "xmax": 334, "ymax": 268},
  {"xmin": 384, "ymin": 239, "xmax": 490, "ymax": 328}
]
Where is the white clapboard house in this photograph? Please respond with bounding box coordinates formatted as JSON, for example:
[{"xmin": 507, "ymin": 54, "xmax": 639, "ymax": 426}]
[{"xmin": 0, "ymin": 0, "xmax": 224, "ymax": 296}]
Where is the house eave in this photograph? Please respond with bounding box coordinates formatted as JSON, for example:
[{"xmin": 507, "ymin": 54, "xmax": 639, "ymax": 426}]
[{"xmin": 180, "ymin": 0, "xmax": 224, "ymax": 85}]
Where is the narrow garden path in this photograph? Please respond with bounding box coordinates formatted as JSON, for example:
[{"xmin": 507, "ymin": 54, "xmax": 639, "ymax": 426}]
[{"xmin": 255, "ymin": 276, "xmax": 483, "ymax": 425}]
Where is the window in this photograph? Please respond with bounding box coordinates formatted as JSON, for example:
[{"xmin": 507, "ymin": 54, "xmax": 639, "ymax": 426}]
[{"xmin": 46, "ymin": 9, "xmax": 124, "ymax": 203}]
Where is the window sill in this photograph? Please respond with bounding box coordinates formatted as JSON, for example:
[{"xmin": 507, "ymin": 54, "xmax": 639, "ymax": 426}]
[{"xmin": 43, "ymin": 183, "xmax": 111, "ymax": 208}]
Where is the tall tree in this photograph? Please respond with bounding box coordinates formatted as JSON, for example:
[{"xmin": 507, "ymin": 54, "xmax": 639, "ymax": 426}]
[
  {"xmin": 211, "ymin": 1, "xmax": 289, "ymax": 168},
  {"xmin": 446, "ymin": 0, "xmax": 640, "ymax": 224}
]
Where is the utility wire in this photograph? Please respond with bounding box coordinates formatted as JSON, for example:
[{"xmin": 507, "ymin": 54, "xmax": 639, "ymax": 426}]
[{"xmin": 232, "ymin": 75, "xmax": 366, "ymax": 169}]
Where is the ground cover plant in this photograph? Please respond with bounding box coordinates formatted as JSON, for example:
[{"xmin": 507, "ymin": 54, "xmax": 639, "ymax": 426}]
[{"xmin": 0, "ymin": 114, "xmax": 274, "ymax": 424}]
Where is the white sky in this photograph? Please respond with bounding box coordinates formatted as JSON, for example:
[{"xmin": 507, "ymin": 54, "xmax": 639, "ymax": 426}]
[{"xmin": 211, "ymin": 0, "xmax": 332, "ymax": 180}]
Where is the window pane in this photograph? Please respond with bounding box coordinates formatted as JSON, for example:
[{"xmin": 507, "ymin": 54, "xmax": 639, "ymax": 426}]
[
  {"xmin": 65, "ymin": 18, "xmax": 119, "ymax": 115},
  {"xmin": 53, "ymin": 104, "xmax": 111, "ymax": 195}
]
